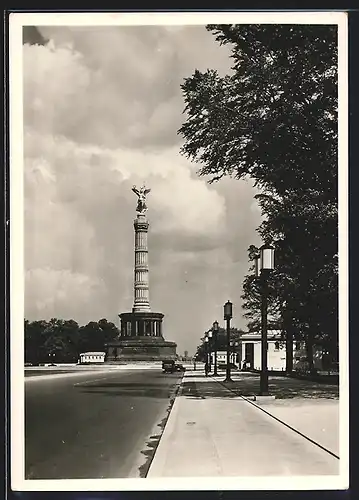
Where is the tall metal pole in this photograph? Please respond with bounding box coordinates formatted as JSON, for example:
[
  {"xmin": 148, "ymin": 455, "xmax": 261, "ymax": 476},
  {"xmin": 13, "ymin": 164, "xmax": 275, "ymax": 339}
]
[
  {"xmin": 208, "ymin": 337, "xmax": 212, "ymax": 372},
  {"xmin": 224, "ymin": 318, "xmax": 232, "ymax": 382},
  {"xmin": 260, "ymin": 272, "xmax": 269, "ymax": 395},
  {"xmin": 213, "ymin": 330, "xmax": 218, "ymax": 376}
]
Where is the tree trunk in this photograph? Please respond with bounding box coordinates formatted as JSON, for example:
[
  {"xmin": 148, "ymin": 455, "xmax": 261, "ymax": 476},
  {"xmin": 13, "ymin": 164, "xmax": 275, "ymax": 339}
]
[
  {"xmin": 305, "ymin": 334, "xmax": 316, "ymax": 375},
  {"xmin": 283, "ymin": 304, "xmax": 293, "ymax": 375},
  {"xmin": 285, "ymin": 327, "xmax": 293, "ymax": 374}
]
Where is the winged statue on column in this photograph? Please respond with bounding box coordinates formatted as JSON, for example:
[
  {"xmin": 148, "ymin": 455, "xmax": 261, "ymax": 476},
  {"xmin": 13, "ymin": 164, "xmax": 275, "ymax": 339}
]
[{"xmin": 132, "ymin": 184, "xmax": 151, "ymax": 213}]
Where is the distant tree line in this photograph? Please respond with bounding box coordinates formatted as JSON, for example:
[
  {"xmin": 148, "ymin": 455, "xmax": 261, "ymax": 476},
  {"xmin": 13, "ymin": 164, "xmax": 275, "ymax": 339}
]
[{"xmin": 24, "ymin": 318, "xmax": 119, "ymax": 364}]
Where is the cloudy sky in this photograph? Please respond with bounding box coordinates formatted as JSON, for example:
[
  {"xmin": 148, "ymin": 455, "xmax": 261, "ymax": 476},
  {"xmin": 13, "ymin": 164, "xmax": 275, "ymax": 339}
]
[{"xmin": 22, "ymin": 23, "xmax": 263, "ymax": 354}]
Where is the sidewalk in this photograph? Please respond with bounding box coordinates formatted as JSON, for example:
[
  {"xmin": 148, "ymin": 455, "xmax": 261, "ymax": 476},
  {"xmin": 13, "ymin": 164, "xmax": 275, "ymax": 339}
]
[
  {"xmin": 212, "ymin": 371, "xmax": 339, "ymax": 457},
  {"xmin": 147, "ymin": 369, "xmax": 340, "ymax": 478}
]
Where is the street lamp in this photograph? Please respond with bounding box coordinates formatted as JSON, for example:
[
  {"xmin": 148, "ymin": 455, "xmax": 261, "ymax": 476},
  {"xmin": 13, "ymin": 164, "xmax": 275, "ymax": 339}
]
[
  {"xmin": 223, "ymin": 300, "xmax": 233, "ymax": 383},
  {"xmin": 260, "ymin": 244, "xmax": 275, "ymax": 271},
  {"xmin": 256, "ymin": 244, "xmax": 275, "ymax": 395},
  {"xmin": 204, "ymin": 335, "xmax": 209, "ymax": 369},
  {"xmin": 212, "ymin": 320, "xmax": 219, "ymax": 376},
  {"xmin": 208, "ymin": 330, "xmax": 213, "ymax": 372},
  {"xmin": 254, "ymin": 254, "xmax": 261, "ymax": 278}
]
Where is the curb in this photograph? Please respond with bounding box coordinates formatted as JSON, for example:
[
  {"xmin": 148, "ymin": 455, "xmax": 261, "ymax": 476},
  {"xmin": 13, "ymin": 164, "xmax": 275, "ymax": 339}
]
[
  {"xmin": 145, "ymin": 372, "xmax": 185, "ymax": 477},
  {"xmin": 146, "ymin": 372, "xmax": 187, "ymax": 477}
]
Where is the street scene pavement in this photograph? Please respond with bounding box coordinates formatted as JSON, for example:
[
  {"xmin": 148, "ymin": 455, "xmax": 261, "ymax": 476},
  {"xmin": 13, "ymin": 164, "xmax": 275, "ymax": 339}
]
[
  {"xmin": 147, "ymin": 368, "xmax": 340, "ymax": 477},
  {"xmin": 25, "ymin": 364, "xmax": 341, "ymax": 481},
  {"xmin": 19, "ymin": 21, "xmax": 345, "ymax": 492},
  {"xmin": 25, "ymin": 367, "xmax": 182, "ymax": 479}
]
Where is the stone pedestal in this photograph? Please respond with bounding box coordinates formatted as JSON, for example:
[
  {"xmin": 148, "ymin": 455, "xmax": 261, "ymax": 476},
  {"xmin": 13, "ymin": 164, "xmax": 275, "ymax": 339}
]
[
  {"xmin": 105, "ymin": 188, "xmax": 177, "ymax": 363},
  {"xmin": 120, "ymin": 311, "xmax": 164, "ymax": 338},
  {"xmin": 105, "ymin": 311, "xmax": 176, "ymax": 362},
  {"xmin": 105, "ymin": 336, "xmax": 177, "ymax": 362}
]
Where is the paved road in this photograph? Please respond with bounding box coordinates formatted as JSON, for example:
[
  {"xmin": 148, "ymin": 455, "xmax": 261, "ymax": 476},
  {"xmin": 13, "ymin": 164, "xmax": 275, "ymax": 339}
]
[{"xmin": 25, "ymin": 369, "xmax": 182, "ymax": 479}]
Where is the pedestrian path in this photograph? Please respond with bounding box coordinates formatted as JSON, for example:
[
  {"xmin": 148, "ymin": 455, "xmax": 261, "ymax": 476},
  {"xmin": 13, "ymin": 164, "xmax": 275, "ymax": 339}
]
[
  {"xmin": 211, "ymin": 371, "xmax": 340, "ymax": 457},
  {"xmin": 147, "ymin": 370, "xmax": 340, "ymax": 478}
]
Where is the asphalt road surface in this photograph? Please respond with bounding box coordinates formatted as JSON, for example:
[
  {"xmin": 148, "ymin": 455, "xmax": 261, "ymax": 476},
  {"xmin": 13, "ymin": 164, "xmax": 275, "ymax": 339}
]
[{"xmin": 25, "ymin": 369, "xmax": 182, "ymax": 479}]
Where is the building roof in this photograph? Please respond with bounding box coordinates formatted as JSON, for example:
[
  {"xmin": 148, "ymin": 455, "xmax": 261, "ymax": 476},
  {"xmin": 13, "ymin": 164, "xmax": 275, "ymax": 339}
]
[
  {"xmin": 80, "ymin": 352, "xmax": 106, "ymax": 356},
  {"xmin": 241, "ymin": 330, "xmax": 283, "ymax": 341}
]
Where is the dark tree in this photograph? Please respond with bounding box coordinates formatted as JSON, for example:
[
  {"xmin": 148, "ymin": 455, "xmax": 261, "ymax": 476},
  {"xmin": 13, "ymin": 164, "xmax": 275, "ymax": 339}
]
[
  {"xmin": 42, "ymin": 318, "xmax": 80, "ymax": 362},
  {"xmin": 24, "ymin": 319, "xmax": 48, "ymax": 364},
  {"xmin": 179, "ymin": 24, "xmax": 338, "ymax": 366},
  {"xmin": 78, "ymin": 319, "xmax": 119, "ymax": 354},
  {"xmin": 24, "ymin": 318, "xmax": 119, "ymax": 363},
  {"xmin": 194, "ymin": 327, "xmax": 245, "ymax": 361}
]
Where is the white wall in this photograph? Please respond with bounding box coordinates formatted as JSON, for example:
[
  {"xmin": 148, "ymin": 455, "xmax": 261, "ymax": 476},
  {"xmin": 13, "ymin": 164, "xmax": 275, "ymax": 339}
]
[
  {"xmin": 242, "ymin": 339, "xmax": 328, "ymax": 372},
  {"xmin": 242, "ymin": 341, "xmax": 287, "ymax": 371},
  {"xmin": 210, "ymin": 351, "xmax": 240, "ymax": 367},
  {"xmin": 79, "ymin": 353, "xmax": 105, "ymax": 364}
]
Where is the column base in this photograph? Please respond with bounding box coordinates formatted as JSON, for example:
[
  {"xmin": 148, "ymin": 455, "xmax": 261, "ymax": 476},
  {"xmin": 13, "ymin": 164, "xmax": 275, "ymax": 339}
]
[
  {"xmin": 105, "ymin": 310, "xmax": 177, "ymax": 362},
  {"xmin": 105, "ymin": 336, "xmax": 177, "ymax": 362}
]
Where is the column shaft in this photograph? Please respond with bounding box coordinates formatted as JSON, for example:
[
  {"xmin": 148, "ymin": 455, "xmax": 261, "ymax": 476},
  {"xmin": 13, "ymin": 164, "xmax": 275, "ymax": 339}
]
[{"xmin": 133, "ymin": 214, "xmax": 151, "ymax": 312}]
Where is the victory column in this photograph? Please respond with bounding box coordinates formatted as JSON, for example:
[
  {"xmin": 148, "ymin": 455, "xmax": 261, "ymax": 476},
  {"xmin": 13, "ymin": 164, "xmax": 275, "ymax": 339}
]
[{"xmin": 105, "ymin": 185, "xmax": 177, "ymax": 362}]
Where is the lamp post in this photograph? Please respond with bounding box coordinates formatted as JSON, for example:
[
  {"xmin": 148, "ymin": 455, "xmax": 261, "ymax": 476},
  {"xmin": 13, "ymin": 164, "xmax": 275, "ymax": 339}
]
[
  {"xmin": 204, "ymin": 336, "xmax": 209, "ymax": 372},
  {"xmin": 212, "ymin": 320, "xmax": 219, "ymax": 376},
  {"xmin": 208, "ymin": 330, "xmax": 213, "ymax": 372},
  {"xmin": 255, "ymin": 244, "xmax": 275, "ymax": 395},
  {"xmin": 223, "ymin": 300, "xmax": 233, "ymax": 383}
]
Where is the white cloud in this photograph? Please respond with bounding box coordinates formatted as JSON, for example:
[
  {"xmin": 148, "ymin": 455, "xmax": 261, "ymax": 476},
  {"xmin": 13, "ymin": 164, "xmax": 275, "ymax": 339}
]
[
  {"xmin": 23, "ymin": 25, "xmax": 262, "ymax": 353},
  {"xmin": 25, "ymin": 268, "xmax": 106, "ymax": 322}
]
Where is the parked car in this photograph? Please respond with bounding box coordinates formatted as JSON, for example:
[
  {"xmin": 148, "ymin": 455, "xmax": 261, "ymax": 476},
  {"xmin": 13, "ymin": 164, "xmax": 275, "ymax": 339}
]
[{"xmin": 162, "ymin": 360, "xmax": 175, "ymax": 373}]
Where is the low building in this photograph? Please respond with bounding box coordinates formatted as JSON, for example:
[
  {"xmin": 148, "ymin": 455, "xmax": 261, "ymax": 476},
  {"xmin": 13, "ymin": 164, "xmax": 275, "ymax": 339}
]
[
  {"xmin": 211, "ymin": 351, "xmax": 227, "ymax": 365},
  {"xmin": 240, "ymin": 330, "xmax": 289, "ymax": 372},
  {"xmin": 79, "ymin": 352, "xmax": 106, "ymax": 364},
  {"xmin": 206, "ymin": 331, "xmax": 331, "ymax": 373},
  {"xmin": 240, "ymin": 330, "xmax": 328, "ymax": 372},
  {"xmin": 209, "ymin": 350, "xmax": 241, "ymax": 368}
]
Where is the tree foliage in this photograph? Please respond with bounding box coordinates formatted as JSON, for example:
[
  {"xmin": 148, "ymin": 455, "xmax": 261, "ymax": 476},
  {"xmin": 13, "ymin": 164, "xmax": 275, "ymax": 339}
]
[
  {"xmin": 195, "ymin": 327, "xmax": 244, "ymax": 361},
  {"xmin": 179, "ymin": 24, "xmax": 338, "ymax": 360},
  {"xmin": 24, "ymin": 318, "xmax": 119, "ymax": 364}
]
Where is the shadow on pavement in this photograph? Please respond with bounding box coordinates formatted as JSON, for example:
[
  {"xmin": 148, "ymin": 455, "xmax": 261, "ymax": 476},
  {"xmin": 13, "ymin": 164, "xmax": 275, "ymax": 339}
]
[
  {"xmin": 77, "ymin": 379, "xmax": 181, "ymax": 399},
  {"xmin": 25, "ymin": 370, "xmax": 80, "ymax": 377},
  {"xmin": 181, "ymin": 372, "xmax": 217, "ymax": 379},
  {"xmin": 182, "ymin": 373, "xmax": 339, "ymax": 400},
  {"xmin": 182, "ymin": 380, "xmax": 240, "ymax": 399}
]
